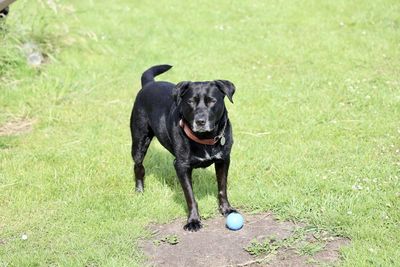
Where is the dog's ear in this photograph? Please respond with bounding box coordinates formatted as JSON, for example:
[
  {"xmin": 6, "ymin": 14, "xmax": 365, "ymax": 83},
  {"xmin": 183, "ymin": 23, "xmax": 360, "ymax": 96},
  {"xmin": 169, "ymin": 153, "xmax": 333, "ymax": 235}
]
[
  {"xmin": 214, "ymin": 80, "xmax": 235, "ymax": 103},
  {"xmin": 173, "ymin": 81, "xmax": 190, "ymax": 105}
]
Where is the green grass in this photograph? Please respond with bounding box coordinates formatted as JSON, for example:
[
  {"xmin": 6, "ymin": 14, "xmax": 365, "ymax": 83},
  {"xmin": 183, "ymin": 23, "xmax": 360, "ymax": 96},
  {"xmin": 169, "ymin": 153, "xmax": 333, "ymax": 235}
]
[{"xmin": 1, "ymin": 0, "xmax": 399, "ymax": 266}]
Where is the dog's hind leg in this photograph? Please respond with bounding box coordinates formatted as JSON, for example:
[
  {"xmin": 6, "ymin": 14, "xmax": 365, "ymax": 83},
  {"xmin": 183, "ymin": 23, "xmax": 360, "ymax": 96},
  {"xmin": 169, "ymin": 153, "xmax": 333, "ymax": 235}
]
[{"xmin": 131, "ymin": 114, "xmax": 154, "ymax": 192}]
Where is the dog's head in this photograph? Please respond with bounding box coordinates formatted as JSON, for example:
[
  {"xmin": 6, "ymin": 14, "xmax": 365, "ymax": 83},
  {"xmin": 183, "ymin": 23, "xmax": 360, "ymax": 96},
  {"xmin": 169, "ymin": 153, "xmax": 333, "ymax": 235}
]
[{"xmin": 173, "ymin": 80, "xmax": 235, "ymax": 133}]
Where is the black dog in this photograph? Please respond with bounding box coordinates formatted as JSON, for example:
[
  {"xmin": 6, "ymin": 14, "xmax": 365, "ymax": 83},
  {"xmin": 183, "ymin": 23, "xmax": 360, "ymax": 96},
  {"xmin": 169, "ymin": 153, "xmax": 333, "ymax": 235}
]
[{"xmin": 130, "ymin": 65, "xmax": 237, "ymax": 231}]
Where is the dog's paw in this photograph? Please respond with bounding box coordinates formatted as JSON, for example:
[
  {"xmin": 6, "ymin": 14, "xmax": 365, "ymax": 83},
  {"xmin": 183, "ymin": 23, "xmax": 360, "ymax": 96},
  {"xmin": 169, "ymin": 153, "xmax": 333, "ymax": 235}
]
[
  {"xmin": 135, "ymin": 181, "xmax": 144, "ymax": 193},
  {"xmin": 220, "ymin": 206, "xmax": 237, "ymax": 217},
  {"xmin": 183, "ymin": 219, "xmax": 202, "ymax": 232},
  {"xmin": 135, "ymin": 186, "xmax": 144, "ymax": 193}
]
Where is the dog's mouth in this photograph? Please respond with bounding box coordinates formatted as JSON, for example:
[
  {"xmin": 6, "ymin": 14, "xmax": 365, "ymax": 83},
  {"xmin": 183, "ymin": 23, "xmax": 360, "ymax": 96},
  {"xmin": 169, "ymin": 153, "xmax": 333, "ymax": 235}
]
[{"xmin": 191, "ymin": 121, "xmax": 215, "ymax": 133}]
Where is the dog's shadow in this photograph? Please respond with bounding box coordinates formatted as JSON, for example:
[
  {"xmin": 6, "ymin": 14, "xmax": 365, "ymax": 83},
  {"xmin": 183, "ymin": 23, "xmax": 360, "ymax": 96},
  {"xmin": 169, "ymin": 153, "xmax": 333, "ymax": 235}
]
[{"xmin": 143, "ymin": 141, "xmax": 218, "ymax": 213}]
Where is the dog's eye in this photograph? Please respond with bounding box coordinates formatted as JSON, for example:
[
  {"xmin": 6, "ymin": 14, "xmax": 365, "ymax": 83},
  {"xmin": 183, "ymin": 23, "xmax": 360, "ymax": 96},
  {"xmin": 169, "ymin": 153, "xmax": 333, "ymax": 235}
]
[
  {"xmin": 208, "ymin": 98, "xmax": 217, "ymax": 104},
  {"xmin": 187, "ymin": 100, "xmax": 195, "ymax": 105}
]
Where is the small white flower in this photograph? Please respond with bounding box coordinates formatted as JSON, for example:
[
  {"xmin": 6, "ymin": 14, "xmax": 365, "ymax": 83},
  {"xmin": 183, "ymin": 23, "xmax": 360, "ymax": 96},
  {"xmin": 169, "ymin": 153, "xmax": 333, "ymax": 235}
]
[
  {"xmin": 21, "ymin": 234, "xmax": 28, "ymax": 240},
  {"xmin": 352, "ymin": 184, "xmax": 363, "ymax": 190}
]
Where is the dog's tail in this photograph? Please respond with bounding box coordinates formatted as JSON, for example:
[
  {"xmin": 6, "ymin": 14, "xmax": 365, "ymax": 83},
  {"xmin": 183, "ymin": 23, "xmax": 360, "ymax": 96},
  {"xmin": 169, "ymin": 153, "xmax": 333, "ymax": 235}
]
[{"xmin": 141, "ymin": 64, "xmax": 173, "ymax": 87}]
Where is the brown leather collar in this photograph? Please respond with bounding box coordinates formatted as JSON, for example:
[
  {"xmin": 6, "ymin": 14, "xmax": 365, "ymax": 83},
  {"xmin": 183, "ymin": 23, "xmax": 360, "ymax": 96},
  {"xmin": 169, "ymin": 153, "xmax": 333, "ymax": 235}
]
[{"xmin": 179, "ymin": 119, "xmax": 226, "ymax": 145}]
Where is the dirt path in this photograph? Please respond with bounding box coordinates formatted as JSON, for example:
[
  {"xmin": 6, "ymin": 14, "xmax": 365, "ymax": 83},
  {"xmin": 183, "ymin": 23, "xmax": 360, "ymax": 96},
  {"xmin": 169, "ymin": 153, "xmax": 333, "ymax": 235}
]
[{"xmin": 140, "ymin": 213, "xmax": 349, "ymax": 266}]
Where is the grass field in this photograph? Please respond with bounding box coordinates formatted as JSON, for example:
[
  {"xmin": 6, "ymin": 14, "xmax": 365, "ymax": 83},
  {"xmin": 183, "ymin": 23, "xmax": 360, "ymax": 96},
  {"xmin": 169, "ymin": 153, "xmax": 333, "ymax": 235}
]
[{"xmin": 1, "ymin": 0, "xmax": 399, "ymax": 266}]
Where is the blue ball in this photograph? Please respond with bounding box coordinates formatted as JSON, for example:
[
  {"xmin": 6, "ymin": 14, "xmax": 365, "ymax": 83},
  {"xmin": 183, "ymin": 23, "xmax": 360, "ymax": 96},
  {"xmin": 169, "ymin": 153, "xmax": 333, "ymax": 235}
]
[{"xmin": 226, "ymin": 212, "xmax": 244, "ymax": 231}]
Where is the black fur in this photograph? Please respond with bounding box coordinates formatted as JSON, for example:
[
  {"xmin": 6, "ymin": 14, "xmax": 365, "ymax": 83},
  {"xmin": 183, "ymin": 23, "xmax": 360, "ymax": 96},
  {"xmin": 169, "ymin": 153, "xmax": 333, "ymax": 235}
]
[
  {"xmin": 130, "ymin": 65, "xmax": 237, "ymax": 231},
  {"xmin": 0, "ymin": 7, "xmax": 9, "ymax": 18}
]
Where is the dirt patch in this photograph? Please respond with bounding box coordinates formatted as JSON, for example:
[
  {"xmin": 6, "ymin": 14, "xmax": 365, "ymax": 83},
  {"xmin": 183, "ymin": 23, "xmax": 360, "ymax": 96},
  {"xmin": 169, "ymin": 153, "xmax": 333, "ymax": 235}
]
[
  {"xmin": 140, "ymin": 213, "xmax": 349, "ymax": 267},
  {"xmin": 0, "ymin": 117, "xmax": 36, "ymax": 136}
]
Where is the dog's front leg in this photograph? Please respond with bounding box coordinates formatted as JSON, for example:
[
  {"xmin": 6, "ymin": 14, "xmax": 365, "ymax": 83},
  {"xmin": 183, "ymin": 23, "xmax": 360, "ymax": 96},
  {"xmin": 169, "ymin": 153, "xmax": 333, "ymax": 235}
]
[
  {"xmin": 215, "ymin": 158, "xmax": 237, "ymax": 216},
  {"xmin": 174, "ymin": 160, "xmax": 202, "ymax": 231}
]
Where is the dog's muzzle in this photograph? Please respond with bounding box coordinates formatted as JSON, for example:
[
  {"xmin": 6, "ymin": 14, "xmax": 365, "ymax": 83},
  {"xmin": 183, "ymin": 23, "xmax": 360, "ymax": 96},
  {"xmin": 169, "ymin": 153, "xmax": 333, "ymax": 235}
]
[{"xmin": 192, "ymin": 120, "xmax": 213, "ymax": 133}]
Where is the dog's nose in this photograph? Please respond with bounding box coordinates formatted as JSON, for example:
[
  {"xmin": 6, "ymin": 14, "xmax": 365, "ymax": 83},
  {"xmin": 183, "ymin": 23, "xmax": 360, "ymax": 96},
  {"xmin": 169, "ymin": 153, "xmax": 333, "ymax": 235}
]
[{"xmin": 195, "ymin": 119, "xmax": 206, "ymax": 126}]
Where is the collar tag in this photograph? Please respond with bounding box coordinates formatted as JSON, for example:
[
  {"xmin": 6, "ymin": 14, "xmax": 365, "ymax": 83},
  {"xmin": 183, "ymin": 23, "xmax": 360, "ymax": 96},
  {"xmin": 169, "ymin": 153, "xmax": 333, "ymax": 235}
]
[{"xmin": 220, "ymin": 136, "xmax": 226, "ymax": 146}]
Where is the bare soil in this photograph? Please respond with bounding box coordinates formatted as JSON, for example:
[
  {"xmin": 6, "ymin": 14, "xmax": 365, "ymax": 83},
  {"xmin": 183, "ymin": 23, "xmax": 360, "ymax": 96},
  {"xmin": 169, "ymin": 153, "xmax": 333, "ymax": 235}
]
[
  {"xmin": 140, "ymin": 213, "xmax": 349, "ymax": 267},
  {"xmin": 0, "ymin": 117, "xmax": 35, "ymax": 136}
]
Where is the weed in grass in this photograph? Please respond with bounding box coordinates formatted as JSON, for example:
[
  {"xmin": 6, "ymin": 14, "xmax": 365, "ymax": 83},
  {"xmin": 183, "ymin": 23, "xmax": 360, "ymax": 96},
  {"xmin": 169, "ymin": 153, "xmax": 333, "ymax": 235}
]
[
  {"xmin": 245, "ymin": 227, "xmax": 329, "ymax": 259},
  {"xmin": 244, "ymin": 237, "xmax": 280, "ymax": 256},
  {"xmin": 153, "ymin": 234, "xmax": 180, "ymax": 246},
  {"xmin": 298, "ymin": 242, "xmax": 325, "ymax": 256}
]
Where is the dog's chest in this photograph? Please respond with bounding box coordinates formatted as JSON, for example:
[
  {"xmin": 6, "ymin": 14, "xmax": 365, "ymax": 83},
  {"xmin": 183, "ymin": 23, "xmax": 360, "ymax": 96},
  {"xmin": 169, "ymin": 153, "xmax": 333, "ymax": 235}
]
[{"xmin": 190, "ymin": 146, "xmax": 224, "ymax": 168}]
